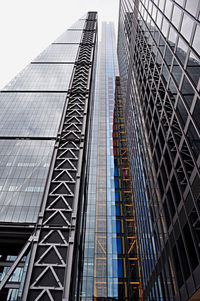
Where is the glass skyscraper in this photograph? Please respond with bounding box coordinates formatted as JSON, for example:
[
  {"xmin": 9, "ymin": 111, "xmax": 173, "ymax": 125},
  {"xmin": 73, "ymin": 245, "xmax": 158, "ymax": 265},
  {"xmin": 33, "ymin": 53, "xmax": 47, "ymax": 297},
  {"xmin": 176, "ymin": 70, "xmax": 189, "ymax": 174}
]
[
  {"xmin": 118, "ymin": 0, "xmax": 200, "ymax": 300},
  {"xmin": 0, "ymin": 12, "xmax": 98, "ymax": 301},
  {"xmin": 79, "ymin": 22, "xmax": 141, "ymax": 301},
  {"xmin": 0, "ymin": 11, "xmax": 141, "ymax": 301}
]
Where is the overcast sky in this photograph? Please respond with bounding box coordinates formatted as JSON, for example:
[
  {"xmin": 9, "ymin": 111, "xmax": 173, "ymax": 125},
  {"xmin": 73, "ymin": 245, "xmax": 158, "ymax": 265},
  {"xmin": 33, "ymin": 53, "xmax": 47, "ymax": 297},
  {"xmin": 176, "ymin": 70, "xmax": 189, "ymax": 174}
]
[{"xmin": 0, "ymin": 0, "xmax": 119, "ymax": 90}]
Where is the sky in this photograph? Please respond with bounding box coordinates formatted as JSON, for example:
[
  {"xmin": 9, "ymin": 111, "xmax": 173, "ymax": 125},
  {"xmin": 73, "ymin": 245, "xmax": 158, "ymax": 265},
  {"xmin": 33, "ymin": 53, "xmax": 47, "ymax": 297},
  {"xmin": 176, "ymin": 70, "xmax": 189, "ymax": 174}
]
[{"xmin": 0, "ymin": 0, "xmax": 119, "ymax": 90}]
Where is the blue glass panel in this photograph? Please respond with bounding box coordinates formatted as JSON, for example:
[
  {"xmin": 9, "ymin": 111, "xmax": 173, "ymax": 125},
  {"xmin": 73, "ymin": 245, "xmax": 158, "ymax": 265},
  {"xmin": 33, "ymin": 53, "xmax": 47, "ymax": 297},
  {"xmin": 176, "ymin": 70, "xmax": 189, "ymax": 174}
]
[
  {"xmin": 118, "ymin": 259, "xmax": 123, "ymax": 278},
  {"xmin": 114, "ymin": 179, "xmax": 119, "ymax": 188},
  {"xmin": 117, "ymin": 238, "xmax": 122, "ymax": 254},
  {"xmin": 116, "ymin": 220, "xmax": 121, "ymax": 233},
  {"xmin": 115, "ymin": 205, "xmax": 120, "ymax": 216},
  {"xmin": 115, "ymin": 191, "xmax": 120, "ymax": 202}
]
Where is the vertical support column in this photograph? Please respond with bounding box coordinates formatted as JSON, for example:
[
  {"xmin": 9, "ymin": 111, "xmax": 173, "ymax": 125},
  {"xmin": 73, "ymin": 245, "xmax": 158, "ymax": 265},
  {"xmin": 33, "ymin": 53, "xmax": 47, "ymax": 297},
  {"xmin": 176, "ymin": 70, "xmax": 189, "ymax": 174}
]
[{"xmin": 22, "ymin": 12, "xmax": 97, "ymax": 301}]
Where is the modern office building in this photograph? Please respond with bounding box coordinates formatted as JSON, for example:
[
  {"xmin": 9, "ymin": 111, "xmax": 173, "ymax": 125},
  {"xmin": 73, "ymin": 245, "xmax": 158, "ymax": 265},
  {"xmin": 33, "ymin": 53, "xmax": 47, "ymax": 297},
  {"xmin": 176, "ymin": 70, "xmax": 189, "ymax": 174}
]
[
  {"xmin": 118, "ymin": 0, "xmax": 200, "ymax": 300},
  {"xmin": 0, "ymin": 11, "xmax": 142, "ymax": 301},
  {"xmin": 79, "ymin": 23, "xmax": 141, "ymax": 300},
  {"xmin": 0, "ymin": 12, "xmax": 98, "ymax": 301}
]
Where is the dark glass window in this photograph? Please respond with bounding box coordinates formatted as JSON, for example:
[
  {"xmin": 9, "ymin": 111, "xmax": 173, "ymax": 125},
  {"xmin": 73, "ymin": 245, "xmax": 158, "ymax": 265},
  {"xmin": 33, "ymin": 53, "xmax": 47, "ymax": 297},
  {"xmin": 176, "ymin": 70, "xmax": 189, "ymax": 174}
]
[
  {"xmin": 163, "ymin": 201, "xmax": 171, "ymax": 228},
  {"xmin": 186, "ymin": 66, "xmax": 200, "ymax": 87},
  {"xmin": 181, "ymin": 76, "xmax": 195, "ymax": 108},
  {"xmin": 176, "ymin": 37, "xmax": 188, "ymax": 65},
  {"xmin": 183, "ymin": 223, "xmax": 199, "ymax": 270},
  {"xmin": 176, "ymin": 97, "xmax": 188, "ymax": 128},
  {"xmin": 193, "ymin": 98, "xmax": 200, "ymax": 132},
  {"xmin": 189, "ymin": 208, "xmax": 200, "ymax": 254},
  {"xmin": 167, "ymin": 188, "xmax": 176, "ymax": 217},
  {"xmin": 172, "ymin": 64, "xmax": 182, "ymax": 87},
  {"xmin": 158, "ymin": 174, "xmax": 164, "ymax": 198},
  {"xmin": 164, "ymin": 148, "xmax": 172, "ymax": 175},
  {"xmin": 164, "ymin": 45, "xmax": 173, "ymax": 66},
  {"xmin": 172, "ymin": 245, "xmax": 184, "ymax": 288},
  {"xmin": 187, "ymin": 121, "xmax": 200, "ymax": 159},
  {"xmin": 177, "ymin": 236, "xmax": 190, "ymax": 280},
  {"xmin": 171, "ymin": 175, "xmax": 181, "ymax": 206}
]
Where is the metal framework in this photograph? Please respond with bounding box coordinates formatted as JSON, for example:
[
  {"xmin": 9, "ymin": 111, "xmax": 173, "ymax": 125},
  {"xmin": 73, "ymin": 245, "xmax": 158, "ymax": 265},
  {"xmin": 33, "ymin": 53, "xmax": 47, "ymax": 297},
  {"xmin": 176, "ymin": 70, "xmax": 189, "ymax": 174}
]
[
  {"xmin": 0, "ymin": 12, "xmax": 97, "ymax": 301},
  {"xmin": 113, "ymin": 77, "xmax": 142, "ymax": 300}
]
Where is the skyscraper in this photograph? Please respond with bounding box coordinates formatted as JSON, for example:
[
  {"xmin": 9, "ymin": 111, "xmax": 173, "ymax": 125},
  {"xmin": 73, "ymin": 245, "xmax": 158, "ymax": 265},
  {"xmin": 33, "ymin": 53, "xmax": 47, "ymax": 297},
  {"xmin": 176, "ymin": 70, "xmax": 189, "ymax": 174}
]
[
  {"xmin": 0, "ymin": 11, "xmax": 142, "ymax": 301},
  {"xmin": 79, "ymin": 22, "xmax": 141, "ymax": 301},
  {"xmin": 0, "ymin": 12, "xmax": 97, "ymax": 301},
  {"xmin": 118, "ymin": 0, "xmax": 200, "ymax": 300}
]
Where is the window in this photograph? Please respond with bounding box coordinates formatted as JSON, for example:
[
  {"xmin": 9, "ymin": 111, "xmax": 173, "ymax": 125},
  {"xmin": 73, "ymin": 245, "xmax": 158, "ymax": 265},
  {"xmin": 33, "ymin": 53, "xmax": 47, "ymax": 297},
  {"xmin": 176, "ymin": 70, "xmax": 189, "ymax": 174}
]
[
  {"xmin": 181, "ymin": 13, "xmax": 194, "ymax": 43},
  {"xmin": 183, "ymin": 223, "xmax": 199, "ymax": 270},
  {"xmin": 172, "ymin": 5, "xmax": 182, "ymax": 29},
  {"xmin": 193, "ymin": 25, "xmax": 200, "ymax": 55}
]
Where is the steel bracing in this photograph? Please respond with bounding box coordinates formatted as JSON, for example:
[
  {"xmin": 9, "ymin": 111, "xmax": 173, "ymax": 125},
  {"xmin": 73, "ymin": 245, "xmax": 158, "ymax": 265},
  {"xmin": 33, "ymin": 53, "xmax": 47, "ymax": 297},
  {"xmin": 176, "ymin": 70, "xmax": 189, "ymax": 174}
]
[{"xmin": 0, "ymin": 12, "xmax": 98, "ymax": 301}]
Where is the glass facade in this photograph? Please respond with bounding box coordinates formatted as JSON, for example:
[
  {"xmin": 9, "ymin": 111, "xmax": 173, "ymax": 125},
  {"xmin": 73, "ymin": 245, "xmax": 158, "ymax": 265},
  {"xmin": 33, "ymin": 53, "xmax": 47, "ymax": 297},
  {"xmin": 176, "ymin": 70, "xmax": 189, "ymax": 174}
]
[
  {"xmin": 80, "ymin": 22, "xmax": 119, "ymax": 300},
  {"xmin": 118, "ymin": 0, "xmax": 200, "ymax": 300},
  {"xmin": 0, "ymin": 19, "xmax": 83, "ymax": 224},
  {"xmin": 0, "ymin": 93, "xmax": 67, "ymax": 137},
  {"xmin": 79, "ymin": 22, "xmax": 141, "ymax": 300},
  {"xmin": 0, "ymin": 13, "xmax": 96, "ymax": 301},
  {"xmin": 0, "ymin": 12, "xmax": 99, "ymax": 301},
  {"xmin": 0, "ymin": 140, "xmax": 54, "ymax": 223}
]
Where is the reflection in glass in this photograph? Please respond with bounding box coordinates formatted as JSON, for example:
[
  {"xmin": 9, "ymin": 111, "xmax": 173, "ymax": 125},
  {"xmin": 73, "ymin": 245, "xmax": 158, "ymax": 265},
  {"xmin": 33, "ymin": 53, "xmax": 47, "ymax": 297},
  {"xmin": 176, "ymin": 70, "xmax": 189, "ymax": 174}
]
[
  {"xmin": 186, "ymin": 0, "xmax": 199, "ymax": 17},
  {"xmin": 3, "ymin": 64, "xmax": 74, "ymax": 92},
  {"xmin": 168, "ymin": 26, "xmax": 177, "ymax": 47},
  {"xmin": 164, "ymin": 0, "xmax": 173, "ymax": 20},
  {"xmin": 162, "ymin": 18, "xmax": 169, "ymax": 37},
  {"xmin": 54, "ymin": 30, "xmax": 83, "ymax": 44},
  {"xmin": 172, "ymin": 63, "xmax": 182, "ymax": 87},
  {"xmin": 172, "ymin": 5, "xmax": 182, "ymax": 29},
  {"xmin": 69, "ymin": 19, "xmax": 86, "ymax": 30},
  {"xmin": 181, "ymin": 13, "xmax": 194, "ymax": 43},
  {"xmin": 0, "ymin": 93, "xmax": 67, "ymax": 137},
  {"xmin": 193, "ymin": 25, "xmax": 200, "ymax": 55},
  {"xmin": 176, "ymin": 37, "xmax": 188, "ymax": 64},
  {"xmin": 0, "ymin": 140, "xmax": 54, "ymax": 223},
  {"xmin": 34, "ymin": 44, "xmax": 79, "ymax": 63}
]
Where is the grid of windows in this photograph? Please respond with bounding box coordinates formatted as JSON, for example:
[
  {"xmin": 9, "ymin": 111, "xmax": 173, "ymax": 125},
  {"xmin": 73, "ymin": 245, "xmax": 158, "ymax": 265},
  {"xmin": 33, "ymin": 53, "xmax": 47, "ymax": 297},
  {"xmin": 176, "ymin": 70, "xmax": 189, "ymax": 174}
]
[
  {"xmin": 53, "ymin": 30, "xmax": 83, "ymax": 44},
  {"xmin": 118, "ymin": 0, "xmax": 200, "ymax": 300},
  {"xmin": 80, "ymin": 23, "xmax": 127, "ymax": 300},
  {"xmin": 0, "ymin": 140, "xmax": 54, "ymax": 223},
  {"xmin": 33, "ymin": 44, "xmax": 79, "ymax": 63},
  {"xmin": 3, "ymin": 64, "xmax": 74, "ymax": 92},
  {"xmin": 0, "ymin": 22, "xmax": 84, "ymax": 225},
  {"xmin": 0, "ymin": 93, "xmax": 67, "ymax": 137}
]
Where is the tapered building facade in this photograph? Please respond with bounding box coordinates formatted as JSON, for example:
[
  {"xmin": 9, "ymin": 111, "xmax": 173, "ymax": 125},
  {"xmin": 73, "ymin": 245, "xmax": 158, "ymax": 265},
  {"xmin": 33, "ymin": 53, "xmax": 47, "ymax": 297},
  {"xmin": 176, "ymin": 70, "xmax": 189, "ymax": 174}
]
[
  {"xmin": 118, "ymin": 0, "xmax": 200, "ymax": 300},
  {"xmin": 0, "ymin": 12, "xmax": 97, "ymax": 301},
  {"xmin": 0, "ymin": 11, "xmax": 143, "ymax": 301}
]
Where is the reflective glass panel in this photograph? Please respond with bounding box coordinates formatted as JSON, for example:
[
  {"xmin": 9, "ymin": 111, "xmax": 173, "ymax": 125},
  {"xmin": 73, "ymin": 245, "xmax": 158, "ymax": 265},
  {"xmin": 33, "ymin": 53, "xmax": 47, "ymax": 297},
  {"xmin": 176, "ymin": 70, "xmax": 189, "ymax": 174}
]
[
  {"xmin": 3, "ymin": 64, "xmax": 73, "ymax": 91},
  {"xmin": 0, "ymin": 140, "xmax": 54, "ymax": 223},
  {"xmin": 34, "ymin": 44, "xmax": 79, "ymax": 63},
  {"xmin": 0, "ymin": 93, "xmax": 67, "ymax": 137},
  {"xmin": 193, "ymin": 25, "xmax": 200, "ymax": 55},
  {"xmin": 172, "ymin": 5, "xmax": 182, "ymax": 29},
  {"xmin": 185, "ymin": 0, "xmax": 199, "ymax": 17},
  {"xmin": 181, "ymin": 13, "xmax": 194, "ymax": 43},
  {"xmin": 69, "ymin": 19, "xmax": 86, "ymax": 29},
  {"xmin": 54, "ymin": 30, "xmax": 83, "ymax": 43}
]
